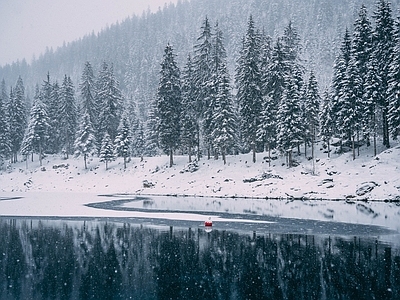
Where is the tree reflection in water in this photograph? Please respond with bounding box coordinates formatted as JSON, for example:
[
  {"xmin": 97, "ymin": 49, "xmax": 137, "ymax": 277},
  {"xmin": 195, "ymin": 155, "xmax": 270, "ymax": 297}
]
[{"xmin": 0, "ymin": 219, "xmax": 398, "ymax": 299}]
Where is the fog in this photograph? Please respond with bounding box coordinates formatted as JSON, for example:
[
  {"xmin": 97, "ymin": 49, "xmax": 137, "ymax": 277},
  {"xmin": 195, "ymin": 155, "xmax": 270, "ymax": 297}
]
[{"xmin": 0, "ymin": 0, "xmax": 177, "ymax": 66}]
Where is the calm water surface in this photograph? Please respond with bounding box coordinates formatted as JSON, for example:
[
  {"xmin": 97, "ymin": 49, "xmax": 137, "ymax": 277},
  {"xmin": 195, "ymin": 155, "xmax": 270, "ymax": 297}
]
[{"xmin": 0, "ymin": 218, "xmax": 399, "ymax": 300}]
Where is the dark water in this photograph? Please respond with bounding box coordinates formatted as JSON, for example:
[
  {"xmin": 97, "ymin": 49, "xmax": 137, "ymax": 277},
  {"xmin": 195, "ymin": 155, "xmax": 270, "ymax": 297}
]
[{"xmin": 0, "ymin": 218, "xmax": 399, "ymax": 300}]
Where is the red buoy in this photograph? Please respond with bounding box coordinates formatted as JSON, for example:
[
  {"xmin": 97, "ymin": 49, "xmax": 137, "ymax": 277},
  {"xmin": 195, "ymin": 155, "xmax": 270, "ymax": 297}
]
[{"xmin": 204, "ymin": 217, "xmax": 212, "ymax": 227}]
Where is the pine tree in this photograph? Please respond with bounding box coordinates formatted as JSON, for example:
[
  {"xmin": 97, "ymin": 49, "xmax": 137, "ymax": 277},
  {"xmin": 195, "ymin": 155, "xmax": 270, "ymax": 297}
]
[
  {"xmin": 132, "ymin": 121, "xmax": 146, "ymax": 161},
  {"xmin": 210, "ymin": 61, "xmax": 236, "ymax": 165},
  {"xmin": 99, "ymin": 133, "xmax": 115, "ymax": 170},
  {"xmin": 180, "ymin": 54, "xmax": 198, "ymax": 162},
  {"xmin": 114, "ymin": 113, "xmax": 131, "ymax": 169},
  {"xmin": 319, "ymin": 90, "xmax": 334, "ymax": 157},
  {"xmin": 60, "ymin": 75, "xmax": 77, "ymax": 158},
  {"xmin": 236, "ymin": 15, "xmax": 263, "ymax": 163},
  {"xmin": 304, "ymin": 71, "xmax": 320, "ymax": 159},
  {"xmin": 193, "ymin": 17, "xmax": 213, "ymax": 159},
  {"xmin": 371, "ymin": 0, "xmax": 394, "ymax": 148},
  {"xmin": 276, "ymin": 75, "xmax": 303, "ymax": 167},
  {"xmin": 156, "ymin": 44, "xmax": 182, "ymax": 167},
  {"xmin": 47, "ymin": 81, "xmax": 61, "ymax": 154},
  {"xmin": 388, "ymin": 17, "xmax": 400, "ymax": 140},
  {"xmin": 22, "ymin": 85, "xmax": 49, "ymax": 166},
  {"xmin": 0, "ymin": 81, "xmax": 10, "ymax": 165},
  {"xmin": 97, "ymin": 62, "xmax": 123, "ymax": 142},
  {"xmin": 80, "ymin": 61, "xmax": 98, "ymax": 128},
  {"xmin": 8, "ymin": 77, "xmax": 27, "ymax": 163},
  {"xmin": 144, "ymin": 101, "xmax": 160, "ymax": 157},
  {"xmin": 74, "ymin": 110, "xmax": 97, "ymax": 169}
]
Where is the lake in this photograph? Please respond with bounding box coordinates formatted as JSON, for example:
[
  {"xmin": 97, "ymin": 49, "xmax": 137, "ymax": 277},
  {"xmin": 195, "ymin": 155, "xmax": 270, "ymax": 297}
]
[{"xmin": 0, "ymin": 217, "xmax": 399, "ymax": 299}]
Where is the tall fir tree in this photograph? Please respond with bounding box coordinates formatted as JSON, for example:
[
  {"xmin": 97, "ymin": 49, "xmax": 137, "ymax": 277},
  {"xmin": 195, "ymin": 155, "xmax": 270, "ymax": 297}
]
[
  {"xmin": 156, "ymin": 44, "xmax": 182, "ymax": 167},
  {"xmin": 46, "ymin": 81, "xmax": 61, "ymax": 154},
  {"xmin": 8, "ymin": 76, "xmax": 27, "ymax": 163},
  {"xmin": 319, "ymin": 90, "xmax": 334, "ymax": 157},
  {"xmin": 60, "ymin": 75, "xmax": 77, "ymax": 158},
  {"xmin": 80, "ymin": 61, "xmax": 98, "ymax": 129},
  {"xmin": 388, "ymin": 16, "xmax": 400, "ymax": 140},
  {"xmin": 371, "ymin": 0, "xmax": 394, "ymax": 148},
  {"xmin": 97, "ymin": 62, "xmax": 123, "ymax": 142},
  {"xmin": 0, "ymin": 80, "xmax": 10, "ymax": 165},
  {"xmin": 74, "ymin": 110, "xmax": 97, "ymax": 169},
  {"xmin": 180, "ymin": 54, "xmax": 198, "ymax": 162},
  {"xmin": 236, "ymin": 15, "xmax": 263, "ymax": 163},
  {"xmin": 22, "ymin": 85, "xmax": 49, "ymax": 166},
  {"xmin": 114, "ymin": 113, "xmax": 131, "ymax": 169},
  {"xmin": 276, "ymin": 75, "xmax": 303, "ymax": 167},
  {"xmin": 193, "ymin": 17, "xmax": 213, "ymax": 158}
]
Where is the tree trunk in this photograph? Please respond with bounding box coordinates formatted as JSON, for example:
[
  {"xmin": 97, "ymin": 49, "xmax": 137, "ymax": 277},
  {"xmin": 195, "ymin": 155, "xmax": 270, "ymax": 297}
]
[
  {"xmin": 268, "ymin": 142, "xmax": 271, "ymax": 168},
  {"xmin": 222, "ymin": 148, "xmax": 226, "ymax": 165},
  {"xmin": 188, "ymin": 144, "xmax": 192, "ymax": 163},
  {"xmin": 124, "ymin": 156, "xmax": 127, "ymax": 169},
  {"xmin": 311, "ymin": 134, "xmax": 315, "ymax": 175},
  {"xmin": 304, "ymin": 141, "xmax": 307, "ymax": 157},
  {"xmin": 39, "ymin": 142, "xmax": 43, "ymax": 166},
  {"xmin": 84, "ymin": 154, "xmax": 87, "ymax": 169},
  {"xmin": 357, "ymin": 131, "xmax": 360, "ymax": 157},
  {"xmin": 352, "ymin": 135, "xmax": 355, "ymax": 160},
  {"xmin": 252, "ymin": 142, "xmax": 256, "ymax": 163},
  {"xmin": 169, "ymin": 149, "xmax": 173, "ymax": 167},
  {"xmin": 383, "ymin": 107, "xmax": 390, "ymax": 148},
  {"xmin": 327, "ymin": 139, "xmax": 330, "ymax": 158}
]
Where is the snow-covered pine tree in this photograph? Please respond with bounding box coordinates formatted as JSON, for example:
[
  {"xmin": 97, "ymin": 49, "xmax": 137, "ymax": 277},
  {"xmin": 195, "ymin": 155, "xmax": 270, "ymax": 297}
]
[
  {"xmin": 23, "ymin": 85, "xmax": 49, "ymax": 166},
  {"xmin": 132, "ymin": 121, "xmax": 146, "ymax": 161},
  {"xmin": 348, "ymin": 5, "xmax": 373, "ymax": 157},
  {"xmin": 331, "ymin": 28, "xmax": 352, "ymax": 147},
  {"xmin": 210, "ymin": 60, "xmax": 236, "ymax": 165},
  {"xmin": 364, "ymin": 54, "xmax": 381, "ymax": 156},
  {"xmin": 80, "ymin": 61, "xmax": 98, "ymax": 129},
  {"xmin": 276, "ymin": 74, "xmax": 303, "ymax": 167},
  {"xmin": 97, "ymin": 62, "xmax": 123, "ymax": 142},
  {"xmin": 114, "ymin": 113, "xmax": 131, "ymax": 169},
  {"xmin": 236, "ymin": 15, "xmax": 263, "ymax": 163},
  {"xmin": 180, "ymin": 54, "xmax": 198, "ymax": 162},
  {"xmin": 319, "ymin": 90, "xmax": 334, "ymax": 157},
  {"xmin": 8, "ymin": 77, "xmax": 27, "ymax": 163},
  {"xmin": 46, "ymin": 81, "xmax": 61, "ymax": 154},
  {"xmin": 193, "ymin": 17, "xmax": 213, "ymax": 159},
  {"xmin": 371, "ymin": 0, "xmax": 395, "ymax": 148},
  {"xmin": 144, "ymin": 101, "xmax": 160, "ymax": 157},
  {"xmin": 99, "ymin": 133, "xmax": 115, "ymax": 170},
  {"xmin": 388, "ymin": 16, "xmax": 400, "ymax": 141},
  {"xmin": 0, "ymin": 82, "xmax": 10, "ymax": 166},
  {"xmin": 74, "ymin": 110, "xmax": 97, "ymax": 169},
  {"xmin": 59, "ymin": 75, "xmax": 77, "ymax": 158},
  {"xmin": 156, "ymin": 43, "xmax": 182, "ymax": 167},
  {"xmin": 304, "ymin": 71, "xmax": 320, "ymax": 161}
]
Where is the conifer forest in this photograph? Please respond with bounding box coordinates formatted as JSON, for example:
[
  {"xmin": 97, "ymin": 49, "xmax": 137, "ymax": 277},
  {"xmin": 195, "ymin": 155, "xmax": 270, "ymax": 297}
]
[{"xmin": 1, "ymin": 0, "xmax": 400, "ymax": 168}]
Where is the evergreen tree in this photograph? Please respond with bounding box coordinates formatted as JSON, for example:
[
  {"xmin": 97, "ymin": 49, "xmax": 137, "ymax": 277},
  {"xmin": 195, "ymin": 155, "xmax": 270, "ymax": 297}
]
[
  {"xmin": 144, "ymin": 101, "xmax": 160, "ymax": 157},
  {"xmin": 371, "ymin": 0, "xmax": 394, "ymax": 148},
  {"xmin": 331, "ymin": 29, "xmax": 352, "ymax": 141},
  {"xmin": 60, "ymin": 75, "xmax": 77, "ymax": 158},
  {"xmin": 0, "ymin": 81, "xmax": 10, "ymax": 165},
  {"xmin": 97, "ymin": 62, "xmax": 123, "ymax": 142},
  {"xmin": 388, "ymin": 16, "xmax": 400, "ymax": 140},
  {"xmin": 276, "ymin": 75, "xmax": 303, "ymax": 167},
  {"xmin": 236, "ymin": 15, "xmax": 263, "ymax": 163},
  {"xmin": 99, "ymin": 133, "xmax": 115, "ymax": 170},
  {"xmin": 303, "ymin": 71, "xmax": 320, "ymax": 159},
  {"xmin": 8, "ymin": 77, "xmax": 27, "ymax": 163},
  {"xmin": 114, "ymin": 113, "xmax": 131, "ymax": 169},
  {"xmin": 46, "ymin": 81, "xmax": 61, "ymax": 154},
  {"xmin": 80, "ymin": 61, "xmax": 98, "ymax": 128},
  {"xmin": 210, "ymin": 61, "xmax": 236, "ymax": 164},
  {"xmin": 22, "ymin": 85, "xmax": 49, "ymax": 166},
  {"xmin": 74, "ymin": 110, "xmax": 97, "ymax": 169},
  {"xmin": 319, "ymin": 90, "xmax": 334, "ymax": 157},
  {"xmin": 193, "ymin": 17, "xmax": 213, "ymax": 159},
  {"xmin": 132, "ymin": 121, "xmax": 146, "ymax": 161},
  {"xmin": 180, "ymin": 54, "xmax": 198, "ymax": 162},
  {"xmin": 156, "ymin": 44, "xmax": 182, "ymax": 167}
]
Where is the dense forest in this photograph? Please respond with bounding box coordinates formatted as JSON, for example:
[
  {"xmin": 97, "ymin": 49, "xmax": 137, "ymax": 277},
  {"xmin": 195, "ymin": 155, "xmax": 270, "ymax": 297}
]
[{"xmin": 1, "ymin": 0, "xmax": 400, "ymax": 169}]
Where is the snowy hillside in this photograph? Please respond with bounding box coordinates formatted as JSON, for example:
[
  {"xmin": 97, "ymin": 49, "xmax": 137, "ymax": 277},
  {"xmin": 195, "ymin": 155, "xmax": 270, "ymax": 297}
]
[{"xmin": 1, "ymin": 141, "xmax": 399, "ymax": 201}]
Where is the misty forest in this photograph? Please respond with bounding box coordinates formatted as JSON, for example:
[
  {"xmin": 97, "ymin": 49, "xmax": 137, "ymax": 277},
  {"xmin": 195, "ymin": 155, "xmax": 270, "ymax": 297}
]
[{"xmin": 1, "ymin": 0, "xmax": 400, "ymax": 169}]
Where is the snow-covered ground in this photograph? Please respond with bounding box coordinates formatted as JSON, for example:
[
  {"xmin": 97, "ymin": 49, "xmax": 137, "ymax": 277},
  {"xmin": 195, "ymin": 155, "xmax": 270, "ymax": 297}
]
[{"xmin": 0, "ymin": 141, "xmax": 399, "ymax": 234}]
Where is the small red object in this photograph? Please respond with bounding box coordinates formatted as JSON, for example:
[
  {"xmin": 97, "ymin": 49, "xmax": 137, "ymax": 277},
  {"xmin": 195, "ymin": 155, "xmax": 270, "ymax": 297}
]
[{"xmin": 205, "ymin": 218, "xmax": 212, "ymax": 227}]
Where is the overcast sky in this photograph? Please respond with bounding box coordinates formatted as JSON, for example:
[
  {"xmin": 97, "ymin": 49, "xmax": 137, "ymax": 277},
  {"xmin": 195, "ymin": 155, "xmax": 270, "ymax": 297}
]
[{"xmin": 0, "ymin": 0, "xmax": 177, "ymax": 66}]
